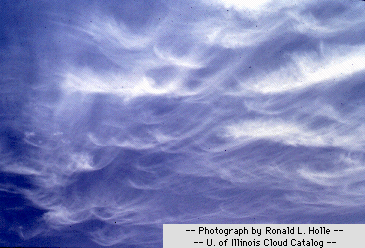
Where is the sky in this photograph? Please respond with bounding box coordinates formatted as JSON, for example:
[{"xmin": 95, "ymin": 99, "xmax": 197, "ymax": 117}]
[{"xmin": 1, "ymin": 0, "xmax": 365, "ymax": 247}]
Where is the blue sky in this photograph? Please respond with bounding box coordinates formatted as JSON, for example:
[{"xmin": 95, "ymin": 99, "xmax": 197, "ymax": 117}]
[{"xmin": 1, "ymin": 0, "xmax": 365, "ymax": 247}]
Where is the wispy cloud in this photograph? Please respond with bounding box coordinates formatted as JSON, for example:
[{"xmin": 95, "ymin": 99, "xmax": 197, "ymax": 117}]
[{"xmin": 1, "ymin": 0, "xmax": 365, "ymax": 246}]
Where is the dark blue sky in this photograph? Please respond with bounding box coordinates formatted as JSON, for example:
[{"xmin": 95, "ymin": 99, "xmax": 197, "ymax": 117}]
[{"xmin": 1, "ymin": 0, "xmax": 365, "ymax": 247}]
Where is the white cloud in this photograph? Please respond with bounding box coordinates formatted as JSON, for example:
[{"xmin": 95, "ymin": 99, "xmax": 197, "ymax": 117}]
[
  {"xmin": 226, "ymin": 118, "xmax": 365, "ymax": 150},
  {"xmin": 62, "ymin": 68, "xmax": 178, "ymax": 98},
  {"xmin": 248, "ymin": 44, "xmax": 365, "ymax": 93},
  {"xmin": 207, "ymin": 0, "xmax": 273, "ymax": 11}
]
